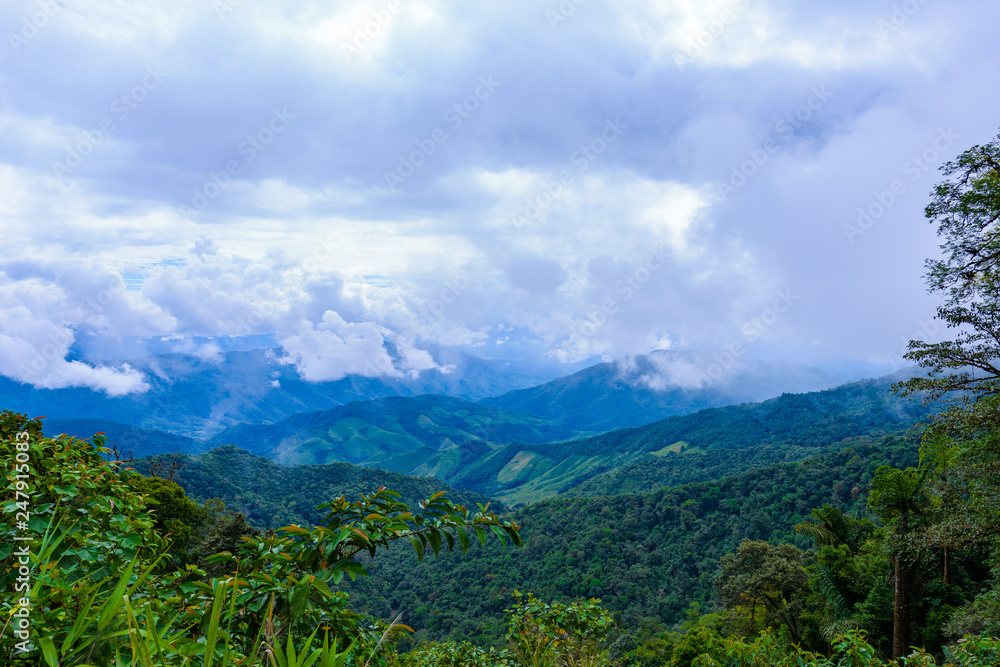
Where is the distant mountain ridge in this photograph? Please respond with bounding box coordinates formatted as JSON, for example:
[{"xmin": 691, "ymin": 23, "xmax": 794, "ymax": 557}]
[
  {"xmin": 448, "ymin": 371, "xmax": 937, "ymax": 504},
  {"xmin": 206, "ymin": 394, "xmax": 586, "ymax": 470},
  {"xmin": 1, "ymin": 348, "xmax": 842, "ymax": 444},
  {"xmin": 197, "ymin": 369, "xmax": 937, "ymax": 507},
  {"xmin": 42, "ymin": 417, "xmax": 205, "ymax": 458},
  {"xmin": 0, "ymin": 347, "xmax": 570, "ymax": 439},
  {"xmin": 479, "ymin": 349, "xmax": 839, "ymax": 431}
]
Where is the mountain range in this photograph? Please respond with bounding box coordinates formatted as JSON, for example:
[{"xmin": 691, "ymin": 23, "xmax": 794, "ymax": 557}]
[
  {"xmin": 46, "ymin": 363, "xmax": 935, "ymax": 507},
  {"xmin": 5, "ymin": 348, "xmax": 840, "ymax": 443},
  {"xmin": 479, "ymin": 349, "xmax": 839, "ymax": 430},
  {"xmin": 0, "ymin": 347, "xmax": 574, "ymax": 439}
]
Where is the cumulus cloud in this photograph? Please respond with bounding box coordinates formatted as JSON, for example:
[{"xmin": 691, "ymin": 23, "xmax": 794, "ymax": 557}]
[
  {"xmin": 277, "ymin": 312, "xmax": 396, "ymax": 381},
  {"xmin": 0, "ymin": 0, "xmax": 997, "ymax": 385},
  {"xmin": 0, "ymin": 270, "xmax": 149, "ymax": 395}
]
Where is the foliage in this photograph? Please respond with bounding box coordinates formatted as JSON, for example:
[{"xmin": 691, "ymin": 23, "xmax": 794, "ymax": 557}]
[
  {"xmin": 0, "ymin": 412, "xmax": 520, "ymax": 665},
  {"xmin": 504, "ymin": 591, "xmax": 614, "ymax": 667},
  {"xmin": 394, "ymin": 639, "xmax": 519, "ymax": 666},
  {"xmin": 715, "ymin": 541, "xmax": 809, "ymax": 644},
  {"xmin": 690, "ymin": 628, "xmax": 1000, "ymax": 667},
  {"xmin": 132, "ymin": 445, "xmax": 501, "ymax": 530},
  {"xmin": 898, "ymin": 129, "xmax": 1000, "ymax": 401},
  {"xmin": 349, "ymin": 432, "xmax": 921, "ymax": 648}
]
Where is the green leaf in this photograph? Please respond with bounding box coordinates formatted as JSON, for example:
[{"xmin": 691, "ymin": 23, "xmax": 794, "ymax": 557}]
[
  {"xmin": 291, "ymin": 579, "xmax": 311, "ymax": 618},
  {"xmin": 428, "ymin": 530, "xmax": 442, "ymax": 558},
  {"xmin": 411, "ymin": 535, "xmax": 425, "ymax": 563},
  {"xmin": 40, "ymin": 636, "xmax": 59, "ymax": 667}
]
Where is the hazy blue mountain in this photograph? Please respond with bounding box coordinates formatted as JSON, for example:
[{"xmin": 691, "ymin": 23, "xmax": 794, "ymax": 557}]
[
  {"xmin": 206, "ymin": 394, "xmax": 586, "ymax": 472},
  {"xmin": 42, "ymin": 417, "xmax": 206, "ymax": 458},
  {"xmin": 478, "ymin": 349, "xmax": 840, "ymax": 431},
  {"xmin": 0, "ymin": 347, "xmax": 573, "ymax": 439}
]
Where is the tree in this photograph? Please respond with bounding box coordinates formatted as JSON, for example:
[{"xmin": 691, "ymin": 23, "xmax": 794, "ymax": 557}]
[
  {"xmin": 893, "ymin": 129, "xmax": 1000, "ymax": 645},
  {"xmin": 715, "ymin": 540, "xmax": 809, "ymax": 645},
  {"xmin": 0, "ymin": 411, "xmax": 522, "ymax": 664},
  {"xmin": 898, "ymin": 130, "xmax": 1000, "ymax": 400},
  {"xmin": 867, "ymin": 466, "xmax": 931, "ymax": 660},
  {"xmin": 795, "ymin": 506, "xmax": 875, "ymax": 645},
  {"xmin": 504, "ymin": 591, "xmax": 614, "ymax": 667},
  {"xmin": 794, "ymin": 505, "xmax": 872, "ymax": 550}
]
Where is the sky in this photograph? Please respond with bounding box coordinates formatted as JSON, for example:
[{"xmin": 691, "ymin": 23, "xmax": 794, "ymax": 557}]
[{"xmin": 1, "ymin": 0, "xmax": 998, "ymax": 396}]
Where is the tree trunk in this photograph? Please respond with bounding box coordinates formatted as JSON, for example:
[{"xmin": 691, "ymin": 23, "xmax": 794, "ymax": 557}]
[
  {"xmin": 943, "ymin": 547, "xmax": 950, "ymax": 585},
  {"xmin": 892, "ymin": 555, "xmax": 907, "ymax": 661}
]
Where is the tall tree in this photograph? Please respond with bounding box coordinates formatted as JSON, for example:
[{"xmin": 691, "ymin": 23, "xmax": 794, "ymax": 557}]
[
  {"xmin": 895, "ymin": 129, "xmax": 1000, "ymax": 641},
  {"xmin": 867, "ymin": 466, "xmax": 930, "ymax": 661},
  {"xmin": 899, "ymin": 131, "xmax": 1000, "ymax": 400}
]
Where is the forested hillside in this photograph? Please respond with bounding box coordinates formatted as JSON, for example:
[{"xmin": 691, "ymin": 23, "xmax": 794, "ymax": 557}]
[
  {"xmin": 449, "ymin": 372, "xmax": 937, "ymax": 504},
  {"xmin": 479, "ymin": 351, "xmax": 837, "ymax": 431},
  {"xmin": 132, "ymin": 444, "xmax": 500, "ymax": 528},
  {"xmin": 328, "ymin": 431, "xmax": 924, "ymax": 649},
  {"xmin": 134, "ymin": 425, "xmax": 930, "ymax": 653},
  {"xmin": 205, "ymin": 394, "xmax": 585, "ymax": 467}
]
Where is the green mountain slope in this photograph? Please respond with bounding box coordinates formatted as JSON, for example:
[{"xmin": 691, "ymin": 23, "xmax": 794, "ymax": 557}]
[
  {"xmin": 132, "ymin": 445, "xmax": 501, "ymax": 528},
  {"xmin": 206, "ymin": 394, "xmax": 586, "ymax": 471},
  {"xmin": 309, "ymin": 431, "xmax": 924, "ymax": 648},
  {"xmin": 479, "ymin": 350, "xmax": 838, "ymax": 431},
  {"xmin": 452, "ymin": 373, "xmax": 937, "ymax": 505}
]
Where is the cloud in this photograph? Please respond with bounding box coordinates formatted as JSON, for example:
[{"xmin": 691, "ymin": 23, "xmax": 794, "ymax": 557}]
[
  {"xmin": 0, "ymin": 271, "xmax": 149, "ymax": 395},
  {"xmin": 169, "ymin": 337, "xmax": 224, "ymax": 363},
  {"xmin": 618, "ymin": 351, "xmax": 723, "ymax": 391},
  {"xmin": 277, "ymin": 312, "xmax": 395, "ymax": 381},
  {"xmin": 1, "ymin": 0, "xmax": 998, "ymax": 384}
]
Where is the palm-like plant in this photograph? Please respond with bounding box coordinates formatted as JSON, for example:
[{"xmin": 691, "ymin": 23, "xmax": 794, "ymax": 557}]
[{"xmin": 867, "ymin": 466, "xmax": 931, "ymax": 661}]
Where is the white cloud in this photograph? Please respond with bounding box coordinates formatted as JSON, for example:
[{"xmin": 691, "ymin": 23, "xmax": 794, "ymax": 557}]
[
  {"xmin": 277, "ymin": 311, "xmax": 398, "ymax": 381},
  {"xmin": 0, "ymin": 0, "xmax": 996, "ymax": 381},
  {"xmin": 0, "ymin": 278, "xmax": 148, "ymax": 395}
]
